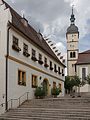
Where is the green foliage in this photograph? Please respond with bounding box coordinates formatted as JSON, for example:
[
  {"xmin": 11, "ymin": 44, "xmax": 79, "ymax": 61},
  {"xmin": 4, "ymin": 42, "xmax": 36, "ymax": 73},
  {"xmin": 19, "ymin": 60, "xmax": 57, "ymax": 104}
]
[
  {"xmin": 51, "ymin": 87, "xmax": 61, "ymax": 96},
  {"xmin": 34, "ymin": 87, "xmax": 45, "ymax": 98},
  {"xmin": 86, "ymin": 74, "xmax": 90, "ymax": 84},
  {"xmin": 64, "ymin": 76, "xmax": 73, "ymax": 91},
  {"xmin": 65, "ymin": 75, "xmax": 81, "ymax": 92},
  {"xmin": 73, "ymin": 75, "xmax": 81, "ymax": 87}
]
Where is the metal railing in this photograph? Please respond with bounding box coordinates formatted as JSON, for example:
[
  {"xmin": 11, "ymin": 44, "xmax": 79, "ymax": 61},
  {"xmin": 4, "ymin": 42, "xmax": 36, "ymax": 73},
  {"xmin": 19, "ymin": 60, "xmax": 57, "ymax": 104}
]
[{"xmin": 0, "ymin": 92, "xmax": 30, "ymax": 112}]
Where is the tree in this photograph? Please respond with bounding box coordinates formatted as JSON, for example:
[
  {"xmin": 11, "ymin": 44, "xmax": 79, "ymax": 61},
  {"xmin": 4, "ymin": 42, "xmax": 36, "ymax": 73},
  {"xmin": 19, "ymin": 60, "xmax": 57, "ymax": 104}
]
[
  {"xmin": 64, "ymin": 76, "xmax": 71, "ymax": 94},
  {"xmin": 65, "ymin": 75, "xmax": 82, "ymax": 95},
  {"xmin": 86, "ymin": 74, "xmax": 90, "ymax": 85},
  {"xmin": 72, "ymin": 75, "xmax": 81, "ymax": 97}
]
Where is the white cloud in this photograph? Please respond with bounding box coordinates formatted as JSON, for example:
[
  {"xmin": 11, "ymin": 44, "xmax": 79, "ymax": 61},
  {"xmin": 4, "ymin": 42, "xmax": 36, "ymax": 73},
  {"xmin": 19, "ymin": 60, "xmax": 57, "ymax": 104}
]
[
  {"xmin": 5, "ymin": 0, "xmax": 90, "ymax": 53},
  {"xmin": 55, "ymin": 42, "xmax": 66, "ymax": 55}
]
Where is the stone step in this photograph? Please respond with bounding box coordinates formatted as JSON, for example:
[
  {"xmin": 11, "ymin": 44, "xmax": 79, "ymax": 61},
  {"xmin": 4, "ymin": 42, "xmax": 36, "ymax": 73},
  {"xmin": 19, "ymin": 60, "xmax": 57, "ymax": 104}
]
[
  {"xmin": 1, "ymin": 97, "xmax": 90, "ymax": 120},
  {"xmin": 3, "ymin": 112, "xmax": 90, "ymax": 117},
  {"xmin": 0, "ymin": 114, "xmax": 90, "ymax": 120}
]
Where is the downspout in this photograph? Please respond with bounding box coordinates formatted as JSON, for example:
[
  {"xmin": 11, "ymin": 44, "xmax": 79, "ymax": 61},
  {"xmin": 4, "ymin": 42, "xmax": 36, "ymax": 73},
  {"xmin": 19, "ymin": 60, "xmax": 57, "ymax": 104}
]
[{"xmin": 6, "ymin": 24, "xmax": 11, "ymax": 110}]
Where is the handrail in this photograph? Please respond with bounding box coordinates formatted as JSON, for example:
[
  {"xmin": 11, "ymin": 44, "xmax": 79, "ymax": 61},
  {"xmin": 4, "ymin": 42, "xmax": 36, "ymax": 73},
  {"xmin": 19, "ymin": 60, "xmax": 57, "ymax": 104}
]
[{"xmin": 0, "ymin": 91, "xmax": 30, "ymax": 110}]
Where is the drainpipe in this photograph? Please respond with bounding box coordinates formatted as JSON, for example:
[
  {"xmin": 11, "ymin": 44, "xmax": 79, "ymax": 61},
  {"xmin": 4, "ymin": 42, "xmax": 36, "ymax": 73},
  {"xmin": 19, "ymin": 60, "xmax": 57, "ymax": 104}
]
[{"xmin": 6, "ymin": 24, "xmax": 11, "ymax": 110}]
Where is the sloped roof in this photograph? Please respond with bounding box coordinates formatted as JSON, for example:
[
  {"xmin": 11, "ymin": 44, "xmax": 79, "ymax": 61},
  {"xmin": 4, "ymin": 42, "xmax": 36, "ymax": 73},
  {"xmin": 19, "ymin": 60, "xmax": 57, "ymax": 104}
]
[
  {"xmin": 76, "ymin": 50, "xmax": 90, "ymax": 65},
  {"xmin": 2, "ymin": 0, "xmax": 65, "ymax": 67}
]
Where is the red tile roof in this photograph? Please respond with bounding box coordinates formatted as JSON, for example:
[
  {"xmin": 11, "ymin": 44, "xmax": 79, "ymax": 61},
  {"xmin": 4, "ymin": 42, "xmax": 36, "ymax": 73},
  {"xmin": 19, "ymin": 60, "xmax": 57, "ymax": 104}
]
[
  {"xmin": 76, "ymin": 50, "xmax": 90, "ymax": 65},
  {"xmin": 2, "ymin": 0, "xmax": 65, "ymax": 67}
]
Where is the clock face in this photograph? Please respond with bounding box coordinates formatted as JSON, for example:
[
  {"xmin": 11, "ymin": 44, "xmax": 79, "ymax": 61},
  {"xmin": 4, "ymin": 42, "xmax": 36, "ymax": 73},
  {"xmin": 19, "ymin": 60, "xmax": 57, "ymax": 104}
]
[{"xmin": 70, "ymin": 44, "xmax": 74, "ymax": 48}]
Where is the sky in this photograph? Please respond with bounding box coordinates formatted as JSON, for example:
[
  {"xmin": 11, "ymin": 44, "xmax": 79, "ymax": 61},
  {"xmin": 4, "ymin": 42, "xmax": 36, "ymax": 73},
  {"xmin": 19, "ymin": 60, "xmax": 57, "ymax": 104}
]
[{"xmin": 5, "ymin": 0, "xmax": 90, "ymax": 57}]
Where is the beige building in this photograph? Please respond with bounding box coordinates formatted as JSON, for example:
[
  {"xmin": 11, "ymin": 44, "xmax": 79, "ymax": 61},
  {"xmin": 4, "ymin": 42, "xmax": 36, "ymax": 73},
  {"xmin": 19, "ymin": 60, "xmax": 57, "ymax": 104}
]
[
  {"xmin": 76, "ymin": 50, "xmax": 90, "ymax": 92},
  {"xmin": 0, "ymin": 0, "xmax": 65, "ymax": 114},
  {"xmin": 66, "ymin": 8, "xmax": 90, "ymax": 92}
]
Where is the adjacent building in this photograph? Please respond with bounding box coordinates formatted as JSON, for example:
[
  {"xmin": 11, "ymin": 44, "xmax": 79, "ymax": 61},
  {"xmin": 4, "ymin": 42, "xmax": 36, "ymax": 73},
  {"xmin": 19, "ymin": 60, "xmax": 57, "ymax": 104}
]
[
  {"xmin": 66, "ymin": 7, "xmax": 90, "ymax": 92},
  {"xmin": 0, "ymin": 0, "xmax": 65, "ymax": 114},
  {"xmin": 76, "ymin": 50, "xmax": 90, "ymax": 92}
]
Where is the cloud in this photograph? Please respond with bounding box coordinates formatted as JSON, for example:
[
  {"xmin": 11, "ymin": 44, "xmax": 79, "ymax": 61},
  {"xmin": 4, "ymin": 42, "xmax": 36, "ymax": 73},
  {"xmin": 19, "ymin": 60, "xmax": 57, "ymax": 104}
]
[
  {"xmin": 5, "ymin": 0, "xmax": 90, "ymax": 53},
  {"xmin": 55, "ymin": 42, "xmax": 66, "ymax": 55}
]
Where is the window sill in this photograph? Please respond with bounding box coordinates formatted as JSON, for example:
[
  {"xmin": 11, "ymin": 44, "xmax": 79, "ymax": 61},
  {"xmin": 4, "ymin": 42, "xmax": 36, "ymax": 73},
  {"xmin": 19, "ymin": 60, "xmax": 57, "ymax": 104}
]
[
  {"xmin": 23, "ymin": 52, "xmax": 30, "ymax": 57},
  {"xmin": 38, "ymin": 60, "xmax": 43, "ymax": 65},
  {"xmin": 31, "ymin": 56, "xmax": 38, "ymax": 62},
  {"xmin": 44, "ymin": 64, "xmax": 49, "ymax": 68},
  {"xmin": 12, "ymin": 44, "xmax": 21, "ymax": 52}
]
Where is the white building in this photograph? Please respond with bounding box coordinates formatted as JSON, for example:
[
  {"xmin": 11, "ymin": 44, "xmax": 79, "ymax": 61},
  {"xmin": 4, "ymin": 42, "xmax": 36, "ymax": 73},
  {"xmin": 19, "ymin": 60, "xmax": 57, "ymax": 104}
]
[
  {"xmin": 66, "ymin": 7, "xmax": 90, "ymax": 92},
  {"xmin": 0, "ymin": 0, "xmax": 65, "ymax": 114}
]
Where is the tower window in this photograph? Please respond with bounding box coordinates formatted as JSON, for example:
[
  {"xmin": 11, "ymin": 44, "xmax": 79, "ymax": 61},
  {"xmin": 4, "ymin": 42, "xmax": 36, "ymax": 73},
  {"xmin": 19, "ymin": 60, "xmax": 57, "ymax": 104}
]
[
  {"xmin": 70, "ymin": 52, "xmax": 73, "ymax": 58},
  {"xmin": 73, "ymin": 52, "xmax": 76, "ymax": 58},
  {"xmin": 70, "ymin": 52, "xmax": 76, "ymax": 58}
]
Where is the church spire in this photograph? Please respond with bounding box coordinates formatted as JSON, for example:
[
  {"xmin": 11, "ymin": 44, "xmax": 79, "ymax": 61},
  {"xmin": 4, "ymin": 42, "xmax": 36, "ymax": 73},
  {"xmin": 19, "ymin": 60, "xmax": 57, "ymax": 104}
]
[{"xmin": 70, "ymin": 5, "xmax": 75, "ymax": 24}]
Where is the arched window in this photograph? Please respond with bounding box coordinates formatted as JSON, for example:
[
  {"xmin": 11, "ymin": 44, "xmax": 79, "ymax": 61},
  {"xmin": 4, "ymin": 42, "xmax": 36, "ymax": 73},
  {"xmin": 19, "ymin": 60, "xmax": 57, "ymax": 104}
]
[
  {"xmin": 70, "ymin": 52, "xmax": 73, "ymax": 58},
  {"xmin": 73, "ymin": 52, "xmax": 76, "ymax": 58}
]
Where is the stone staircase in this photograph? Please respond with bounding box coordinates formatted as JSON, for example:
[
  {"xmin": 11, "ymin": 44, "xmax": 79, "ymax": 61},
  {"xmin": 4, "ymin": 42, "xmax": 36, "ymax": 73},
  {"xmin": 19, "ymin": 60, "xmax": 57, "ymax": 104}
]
[{"xmin": 0, "ymin": 96, "xmax": 90, "ymax": 120}]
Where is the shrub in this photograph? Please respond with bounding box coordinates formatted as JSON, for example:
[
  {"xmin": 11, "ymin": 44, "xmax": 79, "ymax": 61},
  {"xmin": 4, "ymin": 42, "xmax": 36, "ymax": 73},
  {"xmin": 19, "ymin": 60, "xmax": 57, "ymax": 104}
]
[
  {"xmin": 34, "ymin": 87, "xmax": 45, "ymax": 98},
  {"xmin": 51, "ymin": 87, "xmax": 61, "ymax": 96}
]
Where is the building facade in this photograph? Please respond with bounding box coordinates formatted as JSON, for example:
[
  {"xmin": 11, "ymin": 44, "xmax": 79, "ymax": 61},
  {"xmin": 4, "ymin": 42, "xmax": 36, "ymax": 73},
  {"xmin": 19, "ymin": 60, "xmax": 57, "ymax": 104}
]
[
  {"xmin": 66, "ymin": 7, "xmax": 79, "ymax": 77},
  {"xmin": 66, "ymin": 7, "xmax": 90, "ymax": 92},
  {"xmin": 76, "ymin": 50, "xmax": 90, "ymax": 92},
  {"xmin": 0, "ymin": 0, "xmax": 65, "ymax": 114}
]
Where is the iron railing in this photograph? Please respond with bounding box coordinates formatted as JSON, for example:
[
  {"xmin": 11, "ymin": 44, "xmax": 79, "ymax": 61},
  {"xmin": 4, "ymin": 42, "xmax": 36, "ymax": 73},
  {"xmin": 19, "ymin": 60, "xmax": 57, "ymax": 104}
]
[{"xmin": 0, "ymin": 92, "xmax": 30, "ymax": 112}]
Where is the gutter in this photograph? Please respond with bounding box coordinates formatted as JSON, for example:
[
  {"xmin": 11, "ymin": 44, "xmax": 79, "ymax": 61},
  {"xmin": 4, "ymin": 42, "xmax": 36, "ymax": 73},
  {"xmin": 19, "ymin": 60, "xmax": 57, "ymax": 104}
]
[{"xmin": 6, "ymin": 24, "xmax": 11, "ymax": 110}]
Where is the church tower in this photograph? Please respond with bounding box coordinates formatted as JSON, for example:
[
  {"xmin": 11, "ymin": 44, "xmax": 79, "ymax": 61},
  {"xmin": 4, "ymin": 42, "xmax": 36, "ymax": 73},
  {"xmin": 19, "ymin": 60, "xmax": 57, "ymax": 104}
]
[{"xmin": 66, "ymin": 7, "xmax": 79, "ymax": 77}]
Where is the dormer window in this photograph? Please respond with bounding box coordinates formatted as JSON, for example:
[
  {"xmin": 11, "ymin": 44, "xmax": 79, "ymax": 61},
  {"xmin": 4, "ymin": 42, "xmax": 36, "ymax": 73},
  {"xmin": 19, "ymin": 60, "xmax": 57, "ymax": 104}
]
[
  {"xmin": 12, "ymin": 36, "xmax": 21, "ymax": 52},
  {"xmin": 23, "ymin": 43, "xmax": 30, "ymax": 57},
  {"xmin": 31, "ymin": 49, "xmax": 37, "ymax": 61}
]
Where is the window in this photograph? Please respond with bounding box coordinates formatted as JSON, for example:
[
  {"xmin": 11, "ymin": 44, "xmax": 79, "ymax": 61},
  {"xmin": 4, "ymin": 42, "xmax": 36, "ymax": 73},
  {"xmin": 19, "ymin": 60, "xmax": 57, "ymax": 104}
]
[
  {"xmin": 13, "ymin": 36, "xmax": 18, "ymax": 46},
  {"xmin": 73, "ymin": 52, "xmax": 76, "ymax": 58},
  {"xmin": 32, "ymin": 75, "xmax": 37, "ymax": 88},
  {"xmin": 38, "ymin": 53, "xmax": 43, "ymax": 64},
  {"xmin": 58, "ymin": 67, "xmax": 61, "ymax": 74},
  {"xmin": 23, "ymin": 43, "xmax": 28, "ymax": 53},
  {"xmin": 59, "ymin": 83, "xmax": 62, "ymax": 90},
  {"xmin": 31, "ymin": 49, "xmax": 37, "ymax": 61},
  {"xmin": 62, "ymin": 69, "xmax": 64, "ymax": 76},
  {"xmin": 70, "ymin": 52, "xmax": 73, "ymax": 58},
  {"xmin": 18, "ymin": 70, "xmax": 26, "ymax": 86},
  {"xmin": 54, "ymin": 64, "xmax": 58, "ymax": 73},
  {"xmin": 44, "ymin": 57, "xmax": 49, "ymax": 68},
  {"xmin": 12, "ymin": 36, "xmax": 21, "ymax": 52},
  {"xmin": 44, "ymin": 57, "xmax": 47, "ymax": 64},
  {"xmin": 50, "ymin": 61, "xmax": 53, "ymax": 70},
  {"xmin": 82, "ymin": 68, "xmax": 86, "ymax": 81},
  {"xmin": 70, "ymin": 52, "xmax": 76, "ymax": 58},
  {"xmin": 39, "ymin": 53, "xmax": 42, "ymax": 61},
  {"xmin": 53, "ymin": 82, "xmax": 56, "ymax": 88},
  {"xmin": 32, "ymin": 49, "xmax": 36, "ymax": 57},
  {"xmin": 23, "ymin": 43, "xmax": 30, "ymax": 57}
]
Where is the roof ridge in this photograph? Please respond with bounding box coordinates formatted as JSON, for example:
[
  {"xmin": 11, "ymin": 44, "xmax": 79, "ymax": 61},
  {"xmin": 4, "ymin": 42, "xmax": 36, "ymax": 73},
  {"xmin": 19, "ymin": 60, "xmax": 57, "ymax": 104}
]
[{"xmin": 80, "ymin": 50, "xmax": 90, "ymax": 54}]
